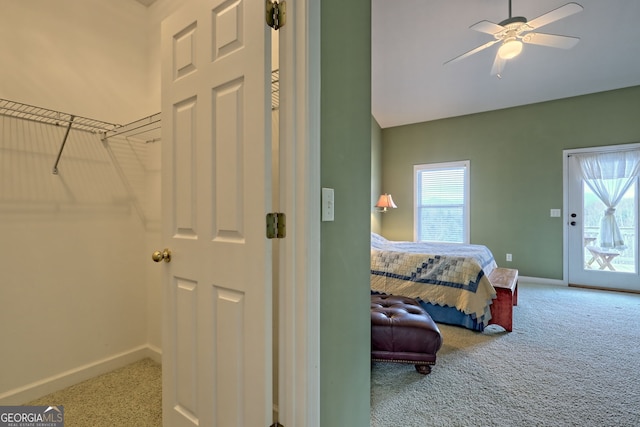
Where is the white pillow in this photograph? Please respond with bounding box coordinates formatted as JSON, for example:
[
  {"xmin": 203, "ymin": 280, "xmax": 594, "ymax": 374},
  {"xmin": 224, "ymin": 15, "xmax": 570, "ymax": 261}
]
[{"xmin": 371, "ymin": 232, "xmax": 389, "ymax": 249}]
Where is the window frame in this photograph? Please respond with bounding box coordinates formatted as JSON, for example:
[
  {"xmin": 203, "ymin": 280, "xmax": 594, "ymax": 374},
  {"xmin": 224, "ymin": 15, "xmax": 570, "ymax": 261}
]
[{"xmin": 413, "ymin": 160, "xmax": 470, "ymax": 243}]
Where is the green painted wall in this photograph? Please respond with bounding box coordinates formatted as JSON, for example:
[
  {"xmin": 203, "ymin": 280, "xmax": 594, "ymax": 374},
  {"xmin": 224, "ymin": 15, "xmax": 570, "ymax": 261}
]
[
  {"xmin": 320, "ymin": 0, "xmax": 371, "ymax": 426},
  {"xmin": 380, "ymin": 86, "xmax": 640, "ymax": 279}
]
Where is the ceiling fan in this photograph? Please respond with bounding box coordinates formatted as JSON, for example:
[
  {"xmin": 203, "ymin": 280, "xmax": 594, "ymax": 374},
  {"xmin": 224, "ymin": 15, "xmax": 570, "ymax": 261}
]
[{"xmin": 444, "ymin": 1, "xmax": 584, "ymax": 77}]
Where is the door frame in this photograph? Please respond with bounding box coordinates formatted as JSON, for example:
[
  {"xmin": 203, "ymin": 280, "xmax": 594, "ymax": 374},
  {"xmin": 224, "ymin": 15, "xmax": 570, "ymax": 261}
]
[
  {"xmin": 562, "ymin": 142, "xmax": 640, "ymax": 287},
  {"xmin": 277, "ymin": 0, "xmax": 321, "ymax": 425}
]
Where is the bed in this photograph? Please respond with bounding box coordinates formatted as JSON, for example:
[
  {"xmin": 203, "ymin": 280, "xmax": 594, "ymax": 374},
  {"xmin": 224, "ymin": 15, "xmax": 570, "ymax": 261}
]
[{"xmin": 371, "ymin": 232, "xmax": 498, "ymax": 331}]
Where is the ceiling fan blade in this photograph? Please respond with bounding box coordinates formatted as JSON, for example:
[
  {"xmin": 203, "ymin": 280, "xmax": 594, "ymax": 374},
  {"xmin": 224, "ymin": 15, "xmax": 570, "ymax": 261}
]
[
  {"xmin": 444, "ymin": 39, "xmax": 500, "ymax": 65},
  {"xmin": 490, "ymin": 52, "xmax": 506, "ymax": 77},
  {"xmin": 470, "ymin": 20, "xmax": 504, "ymax": 35},
  {"xmin": 526, "ymin": 2, "xmax": 583, "ymax": 30},
  {"xmin": 522, "ymin": 32, "xmax": 580, "ymax": 49}
]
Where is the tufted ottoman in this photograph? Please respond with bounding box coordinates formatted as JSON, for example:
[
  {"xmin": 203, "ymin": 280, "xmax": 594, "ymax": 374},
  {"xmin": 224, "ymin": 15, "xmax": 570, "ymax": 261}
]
[{"xmin": 371, "ymin": 294, "xmax": 443, "ymax": 374}]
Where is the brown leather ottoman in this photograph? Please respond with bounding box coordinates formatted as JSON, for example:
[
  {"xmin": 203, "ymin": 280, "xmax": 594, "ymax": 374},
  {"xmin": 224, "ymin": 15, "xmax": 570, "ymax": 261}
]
[{"xmin": 371, "ymin": 294, "xmax": 443, "ymax": 374}]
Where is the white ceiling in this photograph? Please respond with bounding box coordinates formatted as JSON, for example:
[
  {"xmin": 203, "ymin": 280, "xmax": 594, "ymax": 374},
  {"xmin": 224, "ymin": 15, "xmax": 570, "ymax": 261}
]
[
  {"xmin": 134, "ymin": 1, "xmax": 640, "ymax": 129},
  {"xmin": 372, "ymin": 0, "xmax": 640, "ymax": 128}
]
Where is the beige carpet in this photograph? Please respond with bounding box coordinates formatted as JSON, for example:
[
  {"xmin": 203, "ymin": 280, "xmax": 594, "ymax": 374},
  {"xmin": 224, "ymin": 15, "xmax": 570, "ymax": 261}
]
[
  {"xmin": 371, "ymin": 283, "xmax": 640, "ymax": 426},
  {"xmin": 26, "ymin": 358, "xmax": 161, "ymax": 427},
  {"xmin": 22, "ymin": 284, "xmax": 640, "ymax": 426}
]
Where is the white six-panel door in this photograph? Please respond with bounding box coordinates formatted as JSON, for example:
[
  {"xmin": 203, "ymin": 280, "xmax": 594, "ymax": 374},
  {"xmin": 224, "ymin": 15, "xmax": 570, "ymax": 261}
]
[{"xmin": 161, "ymin": 1, "xmax": 272, "ymax": 426}]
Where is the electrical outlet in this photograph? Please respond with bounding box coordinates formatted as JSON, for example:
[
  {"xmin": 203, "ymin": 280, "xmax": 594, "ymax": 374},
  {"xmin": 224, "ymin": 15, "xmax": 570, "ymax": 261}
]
[{"xmin": 506, "ymin": 253, "xmax": 512, "ymax": 262}]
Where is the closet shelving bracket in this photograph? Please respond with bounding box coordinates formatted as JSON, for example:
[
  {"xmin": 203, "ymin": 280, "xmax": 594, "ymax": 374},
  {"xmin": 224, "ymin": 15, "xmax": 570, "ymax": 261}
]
[{"xmin": 52, "ymin": 116, "xmax": 74, "ymax": 175}]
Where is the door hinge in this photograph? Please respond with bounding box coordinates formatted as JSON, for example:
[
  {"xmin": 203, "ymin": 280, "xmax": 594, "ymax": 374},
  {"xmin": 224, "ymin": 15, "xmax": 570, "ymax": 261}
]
[
  {"xmin": 266, "ymin": 212, "xmax": 286, "ymax": 239},
  {"xmin": 266, "ymin": 0, "xmax": 286, "ymax": 30}
]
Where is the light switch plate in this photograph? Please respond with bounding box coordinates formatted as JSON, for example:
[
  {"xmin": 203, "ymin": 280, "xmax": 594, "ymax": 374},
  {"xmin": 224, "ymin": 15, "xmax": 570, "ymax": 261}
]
[
  {"xmin": 550, "ymin": 209, "xmax": 561, "ymax": 217},
  {"xmin": 322, "ymin": 188, "xmax": 334, "ymax": 221}
]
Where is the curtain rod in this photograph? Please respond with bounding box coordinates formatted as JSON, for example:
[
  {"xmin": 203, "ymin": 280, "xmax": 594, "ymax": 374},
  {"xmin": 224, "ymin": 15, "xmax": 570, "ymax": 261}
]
[{"xmin": 566, "ymin": 144, "xmax": 640, "ymax": 157}]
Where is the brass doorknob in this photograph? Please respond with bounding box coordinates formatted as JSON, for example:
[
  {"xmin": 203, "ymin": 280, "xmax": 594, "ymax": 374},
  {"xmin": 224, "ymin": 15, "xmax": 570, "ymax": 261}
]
[{"xmin": 152, "ymin": 248, "xmax": 172, "ymax": 263}]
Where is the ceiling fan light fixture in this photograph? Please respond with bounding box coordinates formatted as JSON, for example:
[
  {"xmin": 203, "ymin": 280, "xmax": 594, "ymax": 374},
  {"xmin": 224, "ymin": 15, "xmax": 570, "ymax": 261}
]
[
  {"xmin": 498, "ymin": 39, "xmax": 523, "ymax": 59},
  {"xmin": 498, "ymin": 39, "xmax": 522, "ymax": 59}
]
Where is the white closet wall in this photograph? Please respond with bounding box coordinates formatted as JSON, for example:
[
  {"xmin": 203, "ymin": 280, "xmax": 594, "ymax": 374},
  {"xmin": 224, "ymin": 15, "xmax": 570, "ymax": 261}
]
[
  {"xmin": 0, "ymin": 0, "xmax": 153, "ymax": 123},
  {"xmin": 0, "ymin": 0, "xmax": 164, "ymax": 404}
]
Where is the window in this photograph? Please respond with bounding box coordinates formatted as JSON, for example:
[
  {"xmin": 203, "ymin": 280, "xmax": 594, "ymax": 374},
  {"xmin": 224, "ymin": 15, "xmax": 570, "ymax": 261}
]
[{"xmin": 414, "ymin": 161, "xmax": 469, "ymax": 243}]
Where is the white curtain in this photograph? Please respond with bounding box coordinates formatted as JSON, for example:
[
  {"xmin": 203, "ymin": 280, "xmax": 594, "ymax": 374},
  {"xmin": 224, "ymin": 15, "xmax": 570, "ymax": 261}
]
[{"xmin": 576, "ymin": 150, "xmax": 640, "ymax": 250}]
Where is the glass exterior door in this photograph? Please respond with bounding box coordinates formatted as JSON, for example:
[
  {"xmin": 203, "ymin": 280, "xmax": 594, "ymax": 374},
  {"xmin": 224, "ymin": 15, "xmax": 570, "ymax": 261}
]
[{"xmin": 567, "ymin": 152, "xmax": 640, "ymax": 291}]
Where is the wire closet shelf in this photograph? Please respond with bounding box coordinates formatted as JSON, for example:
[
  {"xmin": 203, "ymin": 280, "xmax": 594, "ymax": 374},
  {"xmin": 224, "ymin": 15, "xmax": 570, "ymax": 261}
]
[
  {"xmin": 1, "ymin": 70, "xmax": 279, "ymax": 132},
  {"xmin": 0, "ymin": 98, "xmax": 162, "ymax": 174},
  {"xmin": 0, "ymin": 98, "xmax": 120, "ymax": 134},
  {"xmin": 1, "ymin": 70, "xmax": 278, "ymax": 173}
]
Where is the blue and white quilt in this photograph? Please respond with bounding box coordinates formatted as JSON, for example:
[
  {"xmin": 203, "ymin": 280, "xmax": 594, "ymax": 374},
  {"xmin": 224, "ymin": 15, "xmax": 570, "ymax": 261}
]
[{"xmin": 371, "ymin": 233, "xmax": 498, "ymax": 327}]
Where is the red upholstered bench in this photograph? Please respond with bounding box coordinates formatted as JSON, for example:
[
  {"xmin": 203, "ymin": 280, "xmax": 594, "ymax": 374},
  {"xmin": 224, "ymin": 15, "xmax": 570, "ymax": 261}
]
[
  {"xmin": 488, "ymin": 267, "xmax": 518, "ymax": 332},
  {"xmin": 371, "ymin": 294, "xmax": 443, "ymax": 374}
]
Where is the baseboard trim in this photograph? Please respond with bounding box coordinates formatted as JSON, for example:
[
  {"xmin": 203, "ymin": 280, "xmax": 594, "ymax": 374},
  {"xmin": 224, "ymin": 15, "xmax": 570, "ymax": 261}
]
[
  {"xmin": 146, "ymin": 344, "xmax": 162, "ymax": 364},
  {"xmin": 519, "ymin": 276, "xmax": 565, "ymax": 286},
  {"xmin": 568, "ymin": 283, "xmax": 640, "ymax": 295},
  {"xmin": 0, "ymin": 344, "xmax": 161, "ymax": 405}
]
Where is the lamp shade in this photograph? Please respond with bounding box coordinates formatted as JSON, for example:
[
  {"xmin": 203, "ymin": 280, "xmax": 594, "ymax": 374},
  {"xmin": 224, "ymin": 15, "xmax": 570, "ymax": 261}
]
[{"xmin": 375, "ymin": 194, "xmax": 397, "ymax": 212}]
